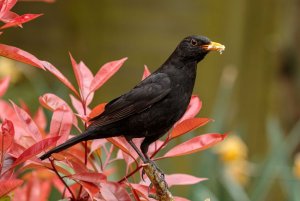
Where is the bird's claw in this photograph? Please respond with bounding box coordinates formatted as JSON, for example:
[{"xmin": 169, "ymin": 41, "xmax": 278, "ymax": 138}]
[
  {"xmin": 141, "ymin": 168, "xmax": 146, "ymax": 182},
  {"xmin": 141, "ymin": 160, "xmax": 165, "ymax": 181}
]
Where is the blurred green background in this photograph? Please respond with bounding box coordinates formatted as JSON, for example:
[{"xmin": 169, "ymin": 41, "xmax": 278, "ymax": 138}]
[{"xmin": 1, "ymin": 0, "xmax": 300, "ymax": 200}]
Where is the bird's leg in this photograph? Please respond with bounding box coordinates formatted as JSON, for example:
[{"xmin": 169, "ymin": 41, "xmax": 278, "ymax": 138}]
[
  {"xmin": 126, "ymin": 138, "xmax": 147, "ymax": 163},
  {"xmin": 143, "ymin": 154, "xmax": 165, "ymax": 178},
  {"xmin": 141, "ymin": 136, "xmax": 165, "ymax": 179}
]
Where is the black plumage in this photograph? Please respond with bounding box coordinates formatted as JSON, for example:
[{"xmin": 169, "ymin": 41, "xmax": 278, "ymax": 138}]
[{"xmin": 40, "ymin": 35, "xmax": 225, "ymax": 163}]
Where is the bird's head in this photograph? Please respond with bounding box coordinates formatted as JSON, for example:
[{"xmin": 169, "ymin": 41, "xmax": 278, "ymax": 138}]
[{"xmin": 175, "ymin": 35, "xmax": 225, "ymax": 62}]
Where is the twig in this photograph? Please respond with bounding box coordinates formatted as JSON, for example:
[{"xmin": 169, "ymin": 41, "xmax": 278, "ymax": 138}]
[
  {"xmin": 78, "ymin": 98, "xmax": 88, "ymax": 199},
  {"xmin": 49, "ymin": 158, "xmax": 76, "ymax": 200}
]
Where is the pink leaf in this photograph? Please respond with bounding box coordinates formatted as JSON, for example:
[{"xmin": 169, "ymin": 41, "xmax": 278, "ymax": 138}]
[
  {"xmin": 0, "ymin": 0, "xmax": 17, "ymax": 19},
  {"xmin": 165, "ymin": 174, "xmax": 207, "ymax": 187},
  {"xmin": 130, "ymin": 184, "xmax": 155, "ymax": 199},
  {"xmin": 39, "ymin": 93, "xmax": 69, "ymax": 111},
  {"xmin": 11, "ymin": 101, "xmax": 42, "ymax": 142},
  {"xmin": 170, "ymin": 118, "xmax": 212, "ymax": 140},
  {"xmin": 41, "ymin": 61, "xmax": 79, "ymax": 96},
  {"xmin": 177, "ymin": 95, "xmax": 202, "ymax": 124},
  {"xmin": 33, "ymin": 107, "xmax": 47, "ymax": 130},
  {"xmin": 159, "ymin": 133, "xmax": 227, "ymax": 159},
  {"xmin": 68, "ymin": 172, "xmax": 107, "ymax": 183},
  {"xmin": 0, "ymin": 119, "xmax": 14, "ymax": 153},
  {"xmin": 66, "ymin": 156, "xmax": 89, "ymax": 174},
  {"xmin": 39, "ymin": 93, "xmax": 78, "ymax": 129},
  {"xmin": 0, "ymin": 10, "xmax": 18, "ymax": 23},
  {"xmin": 12, "ymin": 136, "xmax": 60, "ymax": 167},
  {"xmin": 79, "ymin": 181, "xmax": 99, "ymax": 200},
  {"xmin": 49, "ymin": 108, "xmax": 73, "ymax": 145},
  {"xmin": 90, "ymin": 139, "xmax": 106, "ymax": 155},
  {"xmin": 0, "ymin": 44, "xmax": 45, "ymax": 69},
  {"xmin": 174, "ymin": 197, "xmax": 191, "ymax": 201},
  {"xmin": 89, "ymin": 57, "xmax": 127, "ymax": 92},
  {"xmin": 107, "ymin": 137, "xmax": 131, "ymax": 157},
  {"xmin": 142, "ymin": 65, "xmax": 151, "ymax": 80},
  {"xmin": 0, "ymin": 154, "xmax": 15, "ymax": 180},
  {"xmin": 0, "ymin": 13, "xmax": 43, "ymax": 30},
  {"xmin": 69, "ymin": 53, "xmax": 94, "ymax": 103},
  {"xmin": 0, "ymin": 179, "xmax": 23, "ymax": 198},
  {"xmin": 0, "ymin": 76, "xmax": 10, "ymax": 97},
  {"xmin": 70, "ymin": 94, "xmax": 91, "ymax": 117},
  {"xmin": 7, "ymin": 142, "xmax": 25, "ymax": 158},
  {"xmin": 100, "ymin": 182, "xmax": 131, "ymax": 201}
]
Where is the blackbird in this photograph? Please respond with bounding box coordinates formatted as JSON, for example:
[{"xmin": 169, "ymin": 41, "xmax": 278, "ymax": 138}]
[{"xmin": 40, "ymin": 35, "xmax": 225, "ymax": 166}]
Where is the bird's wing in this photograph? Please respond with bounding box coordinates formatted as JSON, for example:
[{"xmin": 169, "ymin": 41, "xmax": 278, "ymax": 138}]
[{"xmin": 88, "ymin": 73, "xmax": 171, "ymax": 128}]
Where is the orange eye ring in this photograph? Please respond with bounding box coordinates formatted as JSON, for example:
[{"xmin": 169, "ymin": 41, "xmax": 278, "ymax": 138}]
[{"xmin": 190, "ymin": 39, "xmax": 197, "ymax": 46}]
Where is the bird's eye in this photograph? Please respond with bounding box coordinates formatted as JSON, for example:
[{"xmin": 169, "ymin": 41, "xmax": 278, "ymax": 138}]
[{"xmin": 190, "ymin": 39, "xmax": 197, "ymax": 46}]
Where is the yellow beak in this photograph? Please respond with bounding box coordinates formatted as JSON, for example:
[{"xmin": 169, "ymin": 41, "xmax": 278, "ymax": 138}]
[{"xmin": 202, "ymin": 41, "xmax": 225, "ymax": 53}]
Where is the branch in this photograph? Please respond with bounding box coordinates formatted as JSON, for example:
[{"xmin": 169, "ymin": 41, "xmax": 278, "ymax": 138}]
[{"xmin": 143, "ymin": 163, "xmax": 174, "ymax": 201}]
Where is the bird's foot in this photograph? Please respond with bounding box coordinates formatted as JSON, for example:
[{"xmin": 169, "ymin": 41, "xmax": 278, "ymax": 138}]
[{"xmin": 141, "ymin": 159, "xmax": 165, "ymax": 181}]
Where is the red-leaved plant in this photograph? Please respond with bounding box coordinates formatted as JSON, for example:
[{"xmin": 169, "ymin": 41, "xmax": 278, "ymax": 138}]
[{"xmin": 0, "ymin": 1, "xmax": 226, "ymax": 200}]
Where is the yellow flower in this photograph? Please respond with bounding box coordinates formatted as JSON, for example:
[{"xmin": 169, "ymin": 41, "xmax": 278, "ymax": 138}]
[
  {"xmin": 225, "ymin": 159, "xmax": 250, "ymax": 186},
  {"xmin": 0, "ymin": 58, "xmax": 23, "ymax": 83},
  {"xmin": 293, "ymin": 153, "xmax": 300, "ymax": 179},
  {"xmin": 214, "ymin": 135, "xmax": 248, "ymax": 162}
]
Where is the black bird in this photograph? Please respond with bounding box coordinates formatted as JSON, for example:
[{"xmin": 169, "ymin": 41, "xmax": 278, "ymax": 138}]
[{"xmin": 40, "ymin": 35, "xmax": 225, "ymax": 166}]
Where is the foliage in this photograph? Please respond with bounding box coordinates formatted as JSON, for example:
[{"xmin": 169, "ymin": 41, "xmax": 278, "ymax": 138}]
[{"xmin": 0, "ymin": 1, "xmax": 226, "ymax": 200}]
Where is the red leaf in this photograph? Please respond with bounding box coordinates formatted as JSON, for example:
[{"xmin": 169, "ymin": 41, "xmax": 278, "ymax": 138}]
[
  {"xmin": 7, "ymin": 141, "xmax": 25, "ymax": 158},
  {"xmin": 39, "ymin": 93, "xmax": 78, "ymax": 128},
  {"xmin": 0, "ymin": 0, "xmax": 17, "ymax": 20},
  {"xmin": 89, "ymin": 57, "xmax": 127, "ymax": 93},
  {"xmin": 165, "ymin": 174, "xmax": 207, "ymax": 187},
  {"xmin": 39, "ymin": 93, "xmax": 69, "ymax": 111},
  {"xmin": 0, "ymin": 100, "xmax": 15, "ymax": 121},
  {"xmin": 177, "ymin": 95, "xmax": 202, "ymax": 124},
  {"xmin": 69, "ymin": 53, "xmax": 94, "ymax": 103},
  {"xmin": 49, "ymin": 108, "xmax": 73, "ymax": 145},
  {"xmin": 12, "ymin": 136, "xmax": 60, "ymax": 168},
  {"xmin": 79, "ymin": 181, "xmax": 99, "ymax": 199},
  {"xmin": 127, "ymin": 183, "xmax": 142, "ymax": 201},
  {"xmin": 107, "ymin": 137, "xmax": 135, "ymax": 161},
  {"xmin": 68, "ymin": 172, "xmax": 107, "ymax": 183},
  {"xmin": 170, "ymin": 118, "xmax": 212, "ymax": 140},
  {"xmin": 66, "ymin": 155, "xmax": 90, "ymax": 173},
  {"xmin": 159, "ymin": 133, "xmax": 226, "ymax": 159},
  {"xmin": 0, "ymin": 44, "xmax": 45, "ymax": 69},
  {"xmin": 142, "ymin": 65, "xmax": 151, "ymax": 80},
  {"xmin": 11, "ymin": 101, "xmax": 42, "ymax": 142},
  {"xmin": 100, "ymin": 182, "xmax": 131, "ymax": 201},
  {"xmin": 90, "ymin": 139, "xmax": 106, "ymax": 155},
  {"xmin": 130, "ymin": 184, "xmax": 155, "ymax": 199},
  {"xmin": 41, "ymin": 61, "xmax": 79, "ymax": 96},
  {"xmin": 70, "ymin": 94, "xmax": 91, "ymax": 117},
  {"xmin": 0, "ymin": 179, "xmax": 23, "ymax": 197},
  {"xmin": 0, "ymin": 119, "xmax": 14, "ymax": 153},
  {"xmin": 0, "ymin": 154, "xmax": 14, "ymax": 180},
  {"xmin": 0, "ymin": 76, "xmax": 10, "ymax": 97},
  {"xmin": 33, "ymin": 107, "xmax": 47, "ymax": 130},
  {"xmin": 174, "ymin": 197, "xmax": 190, "ymax": 201},
  {"xmin": 89, "ymin": 102, "xmax": 106, "ymax": 120},
  {"xmin": 0, "ymin": 13, "xmax": 43, "ymax": 30}
]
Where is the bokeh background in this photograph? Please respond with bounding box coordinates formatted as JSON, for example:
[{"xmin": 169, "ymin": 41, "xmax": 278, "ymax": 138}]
[{"xmin": 1, "ymin": 0, "xmax": 300, "ymax": 200}]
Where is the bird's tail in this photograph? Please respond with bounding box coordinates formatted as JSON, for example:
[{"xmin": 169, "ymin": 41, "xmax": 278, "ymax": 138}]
[{"xmin": 40, "ymin": 131, "xmax": 93, "ymax": 160}]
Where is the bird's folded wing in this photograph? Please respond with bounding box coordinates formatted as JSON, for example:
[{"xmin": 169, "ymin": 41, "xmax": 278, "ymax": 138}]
[{"xmin": 89, "ymin": 73, "xmax": 171, "ymax": 128}]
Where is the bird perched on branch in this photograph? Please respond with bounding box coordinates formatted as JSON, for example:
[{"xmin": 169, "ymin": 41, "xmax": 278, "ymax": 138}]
[{"xmin": 40, "ymin": 35, "xmax": 225, "ymax": 170}]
